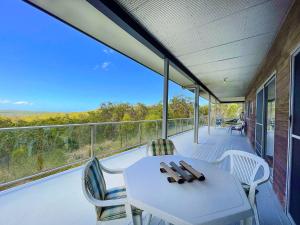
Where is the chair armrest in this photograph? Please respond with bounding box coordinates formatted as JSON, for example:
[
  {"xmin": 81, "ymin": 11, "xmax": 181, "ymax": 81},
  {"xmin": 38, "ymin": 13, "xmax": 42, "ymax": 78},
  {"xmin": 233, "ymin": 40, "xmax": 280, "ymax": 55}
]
[
  {"xmin": 92, "ymin": 198, "xmax": 127, "ymax": 207},
  {"xmin": 248, "ymin": 165, "xmax": 270, "ymax": 205},
  {"xmin": 174, "ymin": 147, "xmax": 179, "ymax": 155},
  {"xmin": 100, "ymin": 163, "xmax": 124, "ymax": 174},
  {"xmin": 85, "ymin": 191, "xmax": 127, "ymax": 207},
  {"xmin": 253, "ymin": 167, "xmax": 270, "ymax": 186},
  {"xmin": 211, "ymin": 153, "xmax": 229, "ymax": 164}
]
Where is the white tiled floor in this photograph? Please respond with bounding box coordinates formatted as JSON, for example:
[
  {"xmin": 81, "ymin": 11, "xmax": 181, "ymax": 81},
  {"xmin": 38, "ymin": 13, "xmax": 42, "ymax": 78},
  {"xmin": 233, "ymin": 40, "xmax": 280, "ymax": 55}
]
[{"xmin": 0, "ymin": 127, "xmax": 290, "ymax": 225}]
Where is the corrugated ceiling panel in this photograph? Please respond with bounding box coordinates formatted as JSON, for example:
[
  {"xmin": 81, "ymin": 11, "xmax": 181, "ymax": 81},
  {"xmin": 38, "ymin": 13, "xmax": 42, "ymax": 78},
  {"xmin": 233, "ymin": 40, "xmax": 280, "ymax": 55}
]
[{"xmin": 116, "ymin": 0, "xmax": 293, "ymax": 101}]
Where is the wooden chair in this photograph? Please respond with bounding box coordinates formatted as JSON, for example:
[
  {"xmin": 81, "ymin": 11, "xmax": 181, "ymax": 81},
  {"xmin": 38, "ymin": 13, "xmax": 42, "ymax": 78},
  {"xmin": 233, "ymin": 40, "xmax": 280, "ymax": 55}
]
[
  {"xmin": 213, "ymin": 150, "xmax": 270, "ymax": 225},
  {"xmin": 82, "ymin": 157, "xmax": 143, "ymax": 225}
]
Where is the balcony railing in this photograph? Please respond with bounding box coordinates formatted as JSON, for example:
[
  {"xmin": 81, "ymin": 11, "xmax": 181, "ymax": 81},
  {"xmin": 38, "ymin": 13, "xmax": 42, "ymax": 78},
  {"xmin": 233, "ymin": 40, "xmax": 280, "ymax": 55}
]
[{"xmin": 0, "ymin": 117, "xmax": 208, "ymax": 188}]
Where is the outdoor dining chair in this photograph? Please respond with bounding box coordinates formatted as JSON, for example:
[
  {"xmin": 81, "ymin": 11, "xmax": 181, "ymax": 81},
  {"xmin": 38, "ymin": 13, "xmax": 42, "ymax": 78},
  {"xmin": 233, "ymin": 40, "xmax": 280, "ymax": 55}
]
[
  {"xmin": 145, "ymin": 138, "xmax": 177, "ymax": 225},
  {"xmin": 82, "ymin": 157, "xmax": 143, "ymax": 225},
  {"xmin": 230, "ymin": 121, "xmax": 246, "ymax": 135},
  {"xmin": 213, "ymin": 150, "xmax": 270, "ymax": 225},
  {"xmin": 146, "ymin": 138, "xmax": 177, "ymax": 156}
]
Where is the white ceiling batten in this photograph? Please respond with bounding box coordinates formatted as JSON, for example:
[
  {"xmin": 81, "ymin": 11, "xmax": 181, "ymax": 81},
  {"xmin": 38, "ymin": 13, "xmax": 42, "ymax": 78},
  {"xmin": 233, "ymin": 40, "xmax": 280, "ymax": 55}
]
[{"xmin": 116, "ymin": 0, "xmax": 293, "ymax": 102}]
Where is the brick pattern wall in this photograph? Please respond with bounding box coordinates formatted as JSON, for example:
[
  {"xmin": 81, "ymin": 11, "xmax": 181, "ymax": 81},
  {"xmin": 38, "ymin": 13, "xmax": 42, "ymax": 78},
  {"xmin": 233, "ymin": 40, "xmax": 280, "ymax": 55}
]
[{"xmin": 245, "ymin": 1, "xmax": 300, "ymax": 208}]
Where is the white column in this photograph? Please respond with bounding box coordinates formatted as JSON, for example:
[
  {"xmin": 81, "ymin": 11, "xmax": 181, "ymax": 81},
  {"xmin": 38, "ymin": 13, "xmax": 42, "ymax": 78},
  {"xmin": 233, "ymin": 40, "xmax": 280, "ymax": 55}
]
[
  {"xmin": 208, "ymin": 94, "xmax": 211, "ymax": 135},
  {"xmin": 194, "ymin": 86, "xmax": 200, "ymax": 143},
  {"xmin": 162, "ymin": 58, "xmax": 169, "ymax": 139}
]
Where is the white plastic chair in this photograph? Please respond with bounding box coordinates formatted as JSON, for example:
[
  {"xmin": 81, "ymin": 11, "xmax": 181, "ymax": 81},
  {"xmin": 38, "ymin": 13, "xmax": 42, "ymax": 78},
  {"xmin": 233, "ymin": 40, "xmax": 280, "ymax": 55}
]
[
  {"xmin": 213, "ymin": 150, "xmax": 270, "ymax": 225},
  {"xmin": 82, "ymin": 157, "xmax": 143, "ymax": 225},
  {"xmin": 145, "ymin": 139, "xmax": 177, "ymax": 225}
]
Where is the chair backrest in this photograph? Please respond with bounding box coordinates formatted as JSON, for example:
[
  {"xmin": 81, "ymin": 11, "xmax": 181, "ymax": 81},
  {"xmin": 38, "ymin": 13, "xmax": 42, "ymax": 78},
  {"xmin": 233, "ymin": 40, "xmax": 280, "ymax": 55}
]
[
  {"xmin": 82, "ymin": 157, "xmax": 107, "ymax": 218},
  {"xmin": 219, "ymin": 150, "xmax": 270, "ymax": 186},
  {"xmin": 147, "ymin": 138, "xmax": 176, "ymax": 156},
  {"xmin": 216, "ymin": 118, "xmax": 222, "ymax": 126}
]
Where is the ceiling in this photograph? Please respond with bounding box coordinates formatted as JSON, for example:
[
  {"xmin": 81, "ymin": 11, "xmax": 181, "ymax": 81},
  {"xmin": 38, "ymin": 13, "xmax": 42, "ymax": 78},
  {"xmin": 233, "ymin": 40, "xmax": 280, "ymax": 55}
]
[{"xmin": 115, "ymin": 0, "xmax": 293, "ymax": 101}]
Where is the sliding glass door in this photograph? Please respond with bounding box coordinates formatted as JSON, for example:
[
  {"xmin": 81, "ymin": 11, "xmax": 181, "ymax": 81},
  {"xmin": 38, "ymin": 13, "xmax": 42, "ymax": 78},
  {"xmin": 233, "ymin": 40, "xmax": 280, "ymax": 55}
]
[
  {"xmin": 288, "ymin": 48, "xmax": 300, "ymax": 225},
  {"xmin": 255, "ymin": 75, "xmax": 276, "ymax": 181}
]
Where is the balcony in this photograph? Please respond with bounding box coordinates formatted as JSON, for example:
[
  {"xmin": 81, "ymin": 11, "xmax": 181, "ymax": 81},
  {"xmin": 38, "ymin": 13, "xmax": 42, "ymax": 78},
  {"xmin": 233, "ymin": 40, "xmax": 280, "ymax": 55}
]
[
  {"xmin": 1, "ymin": 0, "xmax": 298, "ymax": 224},
  {"xmin": 0, "ymin": 125, "xmax": 290, "ymax": 225}
]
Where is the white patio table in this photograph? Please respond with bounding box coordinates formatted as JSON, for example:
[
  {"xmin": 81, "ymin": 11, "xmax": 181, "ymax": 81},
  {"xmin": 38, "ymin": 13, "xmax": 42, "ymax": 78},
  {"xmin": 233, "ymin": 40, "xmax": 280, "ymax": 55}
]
[{"xmin": 123, "ymin": 155, "xmax": 253, "ymax": 225}]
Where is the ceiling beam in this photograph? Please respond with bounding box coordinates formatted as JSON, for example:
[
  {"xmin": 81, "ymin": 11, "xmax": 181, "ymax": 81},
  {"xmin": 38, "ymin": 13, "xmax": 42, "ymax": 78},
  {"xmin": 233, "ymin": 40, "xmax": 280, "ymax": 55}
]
[{"xmin": 221, "ymin": 101, "xmax": 245, "ymax": 104}]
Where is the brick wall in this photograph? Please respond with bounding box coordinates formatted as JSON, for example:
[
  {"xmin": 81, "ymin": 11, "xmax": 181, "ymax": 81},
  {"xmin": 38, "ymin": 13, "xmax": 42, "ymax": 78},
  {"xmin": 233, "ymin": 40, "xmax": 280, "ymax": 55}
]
[{"xmin": 245, "ymin": 1, "xmax": 300, "ymax": 208}]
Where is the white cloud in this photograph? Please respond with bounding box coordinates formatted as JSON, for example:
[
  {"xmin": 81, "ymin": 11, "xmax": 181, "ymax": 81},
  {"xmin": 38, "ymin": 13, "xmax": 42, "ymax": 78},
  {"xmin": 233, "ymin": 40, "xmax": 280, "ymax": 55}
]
[
  {"xmin": 93, "ymin": 61, "xmax": 112, "ymax": 71},
  {"xmin": 13, "ymin": 101, "xmax": 33, "ymax": 105},
  {"xmin": 0, "ymin": 99, "xmax": 33, "ymax": 105},
  {"xmin": 103, "ymin": 49, "xmax": 114, "ymax": 54},
  {"xmin": 101, "ymin": 61, "xmax": 111, "ymax": 70}
]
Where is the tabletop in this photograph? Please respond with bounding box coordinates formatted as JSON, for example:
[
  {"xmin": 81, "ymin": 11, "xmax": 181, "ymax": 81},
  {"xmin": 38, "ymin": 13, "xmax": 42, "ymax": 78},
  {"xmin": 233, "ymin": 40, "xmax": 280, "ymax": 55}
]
[{"xmin": 123, "ymin": 155, "xmax": 252, "ymax": 225}]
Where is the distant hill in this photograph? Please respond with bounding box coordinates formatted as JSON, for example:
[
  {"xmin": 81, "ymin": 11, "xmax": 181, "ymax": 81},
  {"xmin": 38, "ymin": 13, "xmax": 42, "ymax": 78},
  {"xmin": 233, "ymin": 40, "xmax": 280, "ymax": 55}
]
[{"xmin": 0, "ymin": 110, "xmax": 51, "ymax": 117}]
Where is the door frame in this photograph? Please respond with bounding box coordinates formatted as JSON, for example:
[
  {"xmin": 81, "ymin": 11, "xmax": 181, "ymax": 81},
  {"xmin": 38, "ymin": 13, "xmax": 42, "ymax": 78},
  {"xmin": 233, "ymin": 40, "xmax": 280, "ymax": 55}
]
[
  {"xmin": 286, "ymin": 44, "xmax": 300, "ymax": 225},
  {"xmin": 264, "ymin": 75, "xmax": 276, "ymax": 182},
  {"xmin": 255, "ymin": 71, "xmax": 276, "ymax": 158},
  {"xmin": 255, "ymin": 85, "xmax": 265, "ymax": 156}
]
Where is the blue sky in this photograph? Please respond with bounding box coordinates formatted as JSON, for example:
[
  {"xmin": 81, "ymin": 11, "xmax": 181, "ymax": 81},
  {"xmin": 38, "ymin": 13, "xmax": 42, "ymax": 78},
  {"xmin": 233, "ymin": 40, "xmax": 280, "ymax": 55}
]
[{"xmin": 0, "ymin": 0, "xmax": 207, "ymax": 112}]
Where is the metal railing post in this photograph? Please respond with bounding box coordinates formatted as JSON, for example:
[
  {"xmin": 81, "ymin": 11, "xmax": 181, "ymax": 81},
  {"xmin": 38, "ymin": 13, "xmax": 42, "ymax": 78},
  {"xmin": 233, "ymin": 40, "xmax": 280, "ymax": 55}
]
[
  {"xmin": 194, "ymin": 86, "xmax": 200, "ymax": 143},
  {"xmin": 138, "ymin": 122, "xmax": 142, "ymax": 144},
  {"xmin": 208, "ymin": 94, "xmax": 211, "ymax": 135},
  {"xmin": 119, "ymin": 124, "xmax": 122, "ymax": 148},
  {"xmin": 156, "ymin": 120, "xmax": 159, "ymax": 138},
  {"xmin": 180, "ymin": 119, "xmax": 183, "ymax": 132},
  {"xmin": 162, "ymin": 58, "xmax": 169, "ymax": 139},
  {"xmin": 90, "ymin": 125, "xmax": 96, "ymax": 157}
]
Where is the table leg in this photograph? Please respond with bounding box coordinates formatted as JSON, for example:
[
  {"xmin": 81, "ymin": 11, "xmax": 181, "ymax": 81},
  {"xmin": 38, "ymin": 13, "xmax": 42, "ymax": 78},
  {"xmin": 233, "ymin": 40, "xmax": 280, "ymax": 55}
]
[
  {"xmin": 240, "ymin": 217, "xmax": 253, "ymax": 225},
  {"xmin": 125, "ymin": 203, "xmax": 142, "ymax": 225},
  {"xmin": 144, "ymin": 214, "xmax": 152, "ymax": 225},
  {"xmin": 245, "ymin": 217, "xmax": 253, "ymax": 225}
]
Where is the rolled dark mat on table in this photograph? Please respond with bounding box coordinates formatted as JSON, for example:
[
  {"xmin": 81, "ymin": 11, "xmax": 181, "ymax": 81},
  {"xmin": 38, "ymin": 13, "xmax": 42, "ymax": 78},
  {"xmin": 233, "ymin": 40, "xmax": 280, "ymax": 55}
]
[
  {"xmin": 160, "ymin": 162, "xmax": 184, "ymax": 184},
  {"xmin": 179, "ymin": 160, "xmax": 205, "ymax": 181},
  {"xmin": 170, "ymin": 161, "xmax": 193, "ymax": 182}
]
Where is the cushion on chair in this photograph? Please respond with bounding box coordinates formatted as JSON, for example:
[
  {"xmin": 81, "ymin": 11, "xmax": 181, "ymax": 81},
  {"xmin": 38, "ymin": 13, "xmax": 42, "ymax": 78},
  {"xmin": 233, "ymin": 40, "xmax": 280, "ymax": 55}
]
[
  {"xmin": 101, "ymin": 187, "xmax": 141, "ymax": 221},
  {"xmin": 84, "ymin": 157, "xmax": 107, "ymax": 219},
  {"xmin": 148, "ymin": 138, "xmax": 175, "ymax": 156},
  {"xmin": 100, "ymin": 205, "xmax": 142, "ymax": 221},
  {"xmin": 98, "ymin": 186, "xmax": 142, "ymax": 221},
  {"xmin": 85, "ymin": 157, "xmax": 107, "ymax": 200},
  {"xmin": 105, "ymin": 187, "xmax": 127, "ymax": 200}
]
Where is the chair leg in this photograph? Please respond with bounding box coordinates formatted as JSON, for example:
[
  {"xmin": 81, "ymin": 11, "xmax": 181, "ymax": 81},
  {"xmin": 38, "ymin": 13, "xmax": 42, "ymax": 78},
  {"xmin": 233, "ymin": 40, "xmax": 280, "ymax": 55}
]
[
  {"xmin": 132, "ymin": 215, "xmax": 142, "ymax": 225},
  {"xmin": 144, "ymin": 214, "xmax": 152, "ymax": 225},
  {"xmin": 245, "ymin": 217, "xmax": 253, "ymax": 225},
  {"xmin": 240, "ymin": 217, "xmax": 253, "ymax": 225},
  {"xmin": 253, "ymin": 204, "xmax": 260, "ymax": 225}
]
